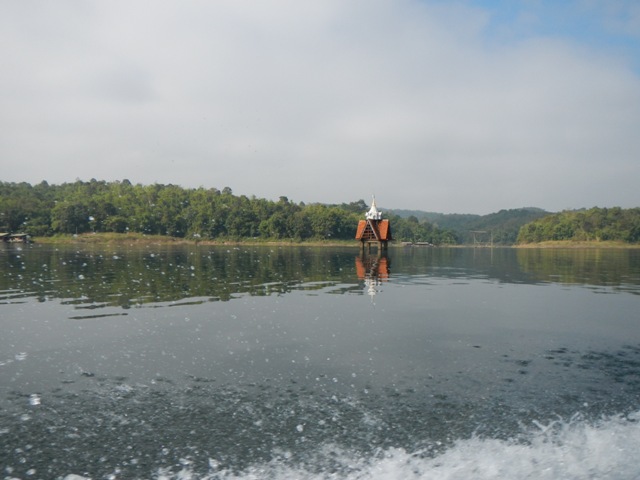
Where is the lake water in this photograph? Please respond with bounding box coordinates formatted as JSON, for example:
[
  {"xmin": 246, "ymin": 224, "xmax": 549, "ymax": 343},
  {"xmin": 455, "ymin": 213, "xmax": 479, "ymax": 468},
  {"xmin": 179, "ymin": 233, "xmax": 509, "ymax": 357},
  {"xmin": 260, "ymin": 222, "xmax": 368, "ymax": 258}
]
[{"xmin": 1, "ymin": 244, "xmax": 640, "ymax": 479}]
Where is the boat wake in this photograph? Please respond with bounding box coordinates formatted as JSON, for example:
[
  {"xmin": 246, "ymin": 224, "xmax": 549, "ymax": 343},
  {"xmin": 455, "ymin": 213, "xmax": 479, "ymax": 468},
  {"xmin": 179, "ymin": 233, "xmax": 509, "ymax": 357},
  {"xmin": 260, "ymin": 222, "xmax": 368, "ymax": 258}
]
[{"xmin": 56, "ymin": 411, "xmax": 640, "ymax": 480}]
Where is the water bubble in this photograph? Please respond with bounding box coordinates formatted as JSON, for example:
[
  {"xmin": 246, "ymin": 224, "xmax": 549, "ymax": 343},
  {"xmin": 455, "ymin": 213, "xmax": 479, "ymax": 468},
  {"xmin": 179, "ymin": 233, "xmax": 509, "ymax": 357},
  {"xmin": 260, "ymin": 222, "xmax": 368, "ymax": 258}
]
[{"xmin": 296, "ymin": 424, "xmax": 304, "ymax": 433}]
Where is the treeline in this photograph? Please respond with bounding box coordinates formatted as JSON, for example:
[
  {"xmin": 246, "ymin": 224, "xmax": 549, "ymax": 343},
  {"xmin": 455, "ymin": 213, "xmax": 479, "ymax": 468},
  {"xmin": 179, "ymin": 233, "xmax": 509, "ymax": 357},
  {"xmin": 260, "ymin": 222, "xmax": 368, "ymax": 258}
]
[
  {"xmin": 437, "ymin": 208, "xmax": 548, "ymax": 244},
  {"xmin": 0, "ymin": 180, "xmax": 457, "ymax": 244},
  {"xmin": 517, "ymin": 207, "xmax": 640, "ymax": 244},
  {"xmin": 390, "ymin": 207, "xmax": 549, "ymax": 245}
]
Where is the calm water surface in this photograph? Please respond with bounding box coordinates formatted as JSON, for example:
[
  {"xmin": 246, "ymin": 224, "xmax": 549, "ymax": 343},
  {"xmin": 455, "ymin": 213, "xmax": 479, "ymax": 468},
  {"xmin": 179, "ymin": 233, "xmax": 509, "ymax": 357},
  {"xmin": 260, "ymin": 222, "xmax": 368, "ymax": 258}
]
[{"xmin": 1, "ymin": 244, "xmax": 640, "ymax": 479}]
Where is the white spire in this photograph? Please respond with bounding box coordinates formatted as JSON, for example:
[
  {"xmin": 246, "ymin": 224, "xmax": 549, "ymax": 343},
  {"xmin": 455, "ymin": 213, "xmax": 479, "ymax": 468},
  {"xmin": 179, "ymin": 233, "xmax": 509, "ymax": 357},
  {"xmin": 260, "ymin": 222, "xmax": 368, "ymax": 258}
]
[{"xmin": 365, "ymin": 195, "xmax": 382, "ymax": 220}]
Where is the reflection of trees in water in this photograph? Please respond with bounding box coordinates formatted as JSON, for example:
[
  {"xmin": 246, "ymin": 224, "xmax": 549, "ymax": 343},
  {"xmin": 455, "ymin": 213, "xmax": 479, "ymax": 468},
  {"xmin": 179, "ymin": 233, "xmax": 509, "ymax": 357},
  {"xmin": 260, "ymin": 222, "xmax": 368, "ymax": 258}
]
[
  {"xmin": 0, "ymin": 245, "xmax": 361, "ymax": 308},
  {"xmin": 389, "ymin": 247, "xmax": 640, "ymax": 290},
  {"xmin": 516, "ymin": 248, "xmax": 640, "ymax": 290},
  {"xmin": 390, "ymin": 247, "xmax": 531, "ymax": 284},
  {"xmin": 2, "ymin": 246, "xmax": 639, "ymax": 310}
]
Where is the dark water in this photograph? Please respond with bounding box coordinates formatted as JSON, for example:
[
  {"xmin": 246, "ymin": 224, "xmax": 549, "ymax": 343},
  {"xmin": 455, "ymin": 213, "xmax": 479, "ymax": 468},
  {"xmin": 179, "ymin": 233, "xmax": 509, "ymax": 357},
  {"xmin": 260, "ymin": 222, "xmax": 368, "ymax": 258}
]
[{"xmin": 1, "ymin": 244, "xmax": 640, "ymax": 479}]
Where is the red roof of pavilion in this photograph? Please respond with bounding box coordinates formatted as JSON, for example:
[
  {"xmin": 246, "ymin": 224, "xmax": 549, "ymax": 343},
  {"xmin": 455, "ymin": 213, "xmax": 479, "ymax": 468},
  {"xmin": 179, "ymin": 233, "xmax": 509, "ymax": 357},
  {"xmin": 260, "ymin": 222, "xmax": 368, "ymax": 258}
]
[{"xmin": 355, "ymin": 219, "xmax": 392, "ymax": 241}]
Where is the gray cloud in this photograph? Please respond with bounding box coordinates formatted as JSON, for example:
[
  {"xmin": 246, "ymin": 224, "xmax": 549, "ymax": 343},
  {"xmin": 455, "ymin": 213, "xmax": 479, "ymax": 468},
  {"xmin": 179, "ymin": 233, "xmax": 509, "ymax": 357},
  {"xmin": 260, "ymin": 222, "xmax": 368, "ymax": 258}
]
[{"xmin": 1, "ymin": 0, "xmax": 639, "ymax": 213}]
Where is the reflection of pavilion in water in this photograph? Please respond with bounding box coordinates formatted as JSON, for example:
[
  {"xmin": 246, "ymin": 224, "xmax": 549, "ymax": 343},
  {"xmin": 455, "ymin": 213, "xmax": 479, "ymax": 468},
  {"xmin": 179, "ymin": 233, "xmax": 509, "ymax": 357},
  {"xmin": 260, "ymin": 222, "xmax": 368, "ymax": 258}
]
[
  {"xmin": 355, "ymin": 196, "xmax": 392, "ymax": 300},
  {"xmin": 355, "ymin": 254, "xmax": 390, "ymax": 300}
]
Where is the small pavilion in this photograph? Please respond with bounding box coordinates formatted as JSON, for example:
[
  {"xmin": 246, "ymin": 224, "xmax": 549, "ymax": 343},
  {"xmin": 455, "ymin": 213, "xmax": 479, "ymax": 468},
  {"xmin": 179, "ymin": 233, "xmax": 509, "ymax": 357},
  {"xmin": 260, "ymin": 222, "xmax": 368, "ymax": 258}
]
[{"xmin": 355, "ymin": 196, "xmax": 392, "ymax": 252}]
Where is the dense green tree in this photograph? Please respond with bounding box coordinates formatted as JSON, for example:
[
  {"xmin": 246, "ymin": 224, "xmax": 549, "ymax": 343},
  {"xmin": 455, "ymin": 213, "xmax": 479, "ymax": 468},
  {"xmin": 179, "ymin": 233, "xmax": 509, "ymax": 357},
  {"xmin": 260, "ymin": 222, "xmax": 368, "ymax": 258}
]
[
  {"xmin": 51, "ymin": 201, "xmax": 91, "ymax": 234},
  {"xmin": 517, "ymin": 207, "xmax": 640, "ymax": 244},
  {"xmin": 0, "ymin": 180, "xmax": 460, "ymax": 244}
]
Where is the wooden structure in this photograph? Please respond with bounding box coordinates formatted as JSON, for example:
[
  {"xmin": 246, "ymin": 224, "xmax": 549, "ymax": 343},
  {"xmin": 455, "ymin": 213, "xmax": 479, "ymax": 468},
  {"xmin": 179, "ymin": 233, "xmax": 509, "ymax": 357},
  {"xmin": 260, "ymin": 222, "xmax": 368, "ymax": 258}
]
[
  {"xmin": 470, "ymin": 230, "xmax": 493, "ymax": 248},
  {"xmin": 355, "ymin": 196, "xmax": 392, "ymax": 252}
]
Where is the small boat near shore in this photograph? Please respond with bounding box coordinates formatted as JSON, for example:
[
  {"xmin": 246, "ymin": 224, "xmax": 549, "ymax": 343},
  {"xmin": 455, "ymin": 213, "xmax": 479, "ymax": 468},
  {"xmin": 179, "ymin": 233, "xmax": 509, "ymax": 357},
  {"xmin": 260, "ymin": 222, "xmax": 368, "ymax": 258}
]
[{"xmin": 0, "ymin": 232, "xmax": 31, "ymax": 243}]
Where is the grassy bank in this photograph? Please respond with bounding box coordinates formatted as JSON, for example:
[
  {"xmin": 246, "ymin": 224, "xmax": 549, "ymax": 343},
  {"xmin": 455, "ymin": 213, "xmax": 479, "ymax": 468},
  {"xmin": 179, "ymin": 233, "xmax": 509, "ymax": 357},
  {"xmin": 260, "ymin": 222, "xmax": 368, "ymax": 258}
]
[
  {"xmin": 31, "ymin": 234, "xmax": 640, "ymax": 249},
  {"xmin": 32, "ymin": 232, "xmax": 360, "ymax": 248},
  {"xmin": 515, "ymin": 240, "xmax": 640, "ymax": 248}
]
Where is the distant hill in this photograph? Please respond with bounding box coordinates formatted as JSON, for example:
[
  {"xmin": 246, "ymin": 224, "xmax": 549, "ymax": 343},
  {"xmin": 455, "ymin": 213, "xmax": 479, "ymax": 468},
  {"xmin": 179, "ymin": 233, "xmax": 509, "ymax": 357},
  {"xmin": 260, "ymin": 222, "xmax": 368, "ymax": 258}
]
[
  {"xmin": 388, "ymin": 207, "xmax": 549, "ymax": 245},
  {"xmin": 385, "ymin": 209, "xmax": 453, "ymax": 222}
]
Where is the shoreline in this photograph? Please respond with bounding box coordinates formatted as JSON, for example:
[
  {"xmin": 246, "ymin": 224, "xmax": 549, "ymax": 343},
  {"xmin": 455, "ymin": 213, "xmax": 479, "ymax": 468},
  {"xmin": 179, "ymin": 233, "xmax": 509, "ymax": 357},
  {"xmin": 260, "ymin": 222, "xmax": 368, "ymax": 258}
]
[
  {"xmin": 27, "ymin": 233, "xmax": 640, "ymax": 249},
  {"xmin": 31, "ymin": 233, "xmax": 361, "ymax": 248},
  {"xmin": 514, "ymin": 240, "xmax": 640, "ymax": 249}
]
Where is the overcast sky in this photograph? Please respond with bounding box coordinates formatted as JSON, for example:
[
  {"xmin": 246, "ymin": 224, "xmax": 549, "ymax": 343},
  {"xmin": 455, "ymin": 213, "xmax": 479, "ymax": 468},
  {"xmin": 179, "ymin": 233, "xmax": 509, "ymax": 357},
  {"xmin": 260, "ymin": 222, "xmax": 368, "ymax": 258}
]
[{"xmin": 1, "ymin": 0, "xmax": 639, "ymax": 214}]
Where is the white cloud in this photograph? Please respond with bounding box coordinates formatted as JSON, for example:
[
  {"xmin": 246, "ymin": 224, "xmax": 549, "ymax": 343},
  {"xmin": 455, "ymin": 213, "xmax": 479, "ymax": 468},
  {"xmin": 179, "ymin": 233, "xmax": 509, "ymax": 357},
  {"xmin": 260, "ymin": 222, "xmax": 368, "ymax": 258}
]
[{"xmin": 1, "ymin": 0, "xmax": 639, "ymax": 213}]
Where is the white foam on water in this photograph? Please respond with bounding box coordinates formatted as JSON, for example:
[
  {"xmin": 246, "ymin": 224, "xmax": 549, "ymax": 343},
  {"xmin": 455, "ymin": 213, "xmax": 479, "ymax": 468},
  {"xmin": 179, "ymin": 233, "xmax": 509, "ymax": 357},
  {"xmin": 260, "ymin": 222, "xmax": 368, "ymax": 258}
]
[{"xmin": 151, "ymin": 411, "xmax": 640, "ymax": 480}]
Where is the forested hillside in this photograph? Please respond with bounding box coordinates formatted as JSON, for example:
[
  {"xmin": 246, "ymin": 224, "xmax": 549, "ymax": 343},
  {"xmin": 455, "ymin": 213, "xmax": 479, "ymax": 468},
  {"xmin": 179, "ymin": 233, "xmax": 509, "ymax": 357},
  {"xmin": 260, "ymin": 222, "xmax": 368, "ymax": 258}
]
[
  {"xmin": 517, "ymin": 207, "xmax": 640, "ymax": 244},
  {"xmin": 453, "ymin": 208, "xmax": 549, "ymax": 244},
  {"xmin": 390, "ymin": 208, "xmax": 548, "ymax": 245},
  {"xmin": 0, "ymin": 180, "xmax": 457, "ymax": 244}
]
